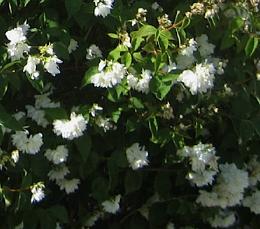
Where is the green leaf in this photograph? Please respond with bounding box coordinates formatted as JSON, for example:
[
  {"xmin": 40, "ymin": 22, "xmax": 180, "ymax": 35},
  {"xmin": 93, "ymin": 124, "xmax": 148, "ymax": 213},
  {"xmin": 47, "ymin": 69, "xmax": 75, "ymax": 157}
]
[
  {"xmin": 132, "ymin": 37, "xmax": 144, "ymax": 51},
  {"xmin": 154, "ymin": 173, "xmax": 172, "ymax": 199},
  {"xmin": 65, "ymin": 0, "xmax": 82, "ymax": 17},
  {"xmin": 0, "ymin": 105, "xmax": 22, "ymax": 130},
  {"xmin": 245, "ymin": 36, "xmax": 258, "ymax": 56},
  {"xmin": 122, "ymin": 52, "xmax": 132, "ymax": 68},
  {"xmin": 129, "ymin": 97, "xmax": 144, "ymax": 109},
  {"xmin": 108, "ymin": 45, "xmax": 128, "ymax": 61},
  {"xmin": 148, "ymin": 116, "xmax": 158, "ymax": 143},
  {"xmin": 124, "ymin": 170, "xmax": 143, "ymax": 194},
  {"xmin": 91, "ymin": 177, "xmax": 109, "ymax": 202},
  {"xmin": 53, "ymin": 42, "xmax": 69, "ymax": 60},
  {"xmin": 107, "ymin": 33, "xmax": 118, "ymax": 39},
  {"xmin": 81, "ymin": 66, "xmax": 98, "ymax": 88},
  {"xmin": 75, "ymin": 134, "xmax": 91, "ymax": 162},
  {"xmin": 131, "ymin": 25, "xmax": 157, "ymax": 39},
  {"xmin": 44, "ymin": 108, "xmax": 68, "ymax": 121},
  {"xmin": 149, "ymin": 203, "xmax": 168, "ymax": 227}
]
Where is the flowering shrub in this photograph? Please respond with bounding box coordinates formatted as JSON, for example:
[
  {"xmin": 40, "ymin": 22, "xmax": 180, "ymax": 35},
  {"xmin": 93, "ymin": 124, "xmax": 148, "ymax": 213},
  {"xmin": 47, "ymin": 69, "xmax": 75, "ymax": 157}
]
[{"xmin": 0, "ymin": 0, "xmax": 259, "ymax": 228}]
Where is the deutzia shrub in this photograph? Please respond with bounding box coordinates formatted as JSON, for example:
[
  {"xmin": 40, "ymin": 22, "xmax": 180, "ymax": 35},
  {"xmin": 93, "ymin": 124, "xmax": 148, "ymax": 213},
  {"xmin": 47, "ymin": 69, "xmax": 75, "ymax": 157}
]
[{"xmin": 0, "ymin": 0, "xmax": 259, "ymax": 228}]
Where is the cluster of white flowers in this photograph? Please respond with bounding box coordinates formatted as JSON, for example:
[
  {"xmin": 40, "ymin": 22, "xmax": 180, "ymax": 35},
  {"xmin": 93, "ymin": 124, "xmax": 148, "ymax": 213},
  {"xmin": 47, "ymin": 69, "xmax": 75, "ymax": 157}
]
[
  {"xmin": 45, "ymin": 145, "xmax": 69, "ymax": 164},
  {"xmin": 127, "ymin": 69, "xmax": 152, "ymax": 94},
  {"xmin": 208, "ymin": 210, "xmax": 236, "ymax": 228},
  {"xmin": 11, "ymin": 130, "xmax": 43, "ymax": 155},
  {"xmin": 243, "ymin": 190, "xmax": 260, "ymax": 214},
  {"xmin": 6, "ymin": 22, "xmax": 30, "ymax": 61},
  {"xmin": 177, "ymin": 35, "xmax": 226, "ymax": 95},
  {"xmin": 126, "ymin": 143, "xmax": 149, "ymax": 170},
  {"xmin": 197, "ymin": 163, "xmax": 249, "ymax": 208},
  {"xmin": 95, "ymin": 116, "xmax": 116, "ymax": 132},
  {"xmin": 26, "ymin": 92, "xmax": 60, "ymax": 128},
  {"xmin": 120, "ymin": 32, "xmax": 131, "ymax": 48},
  {"xmin": 53, "ymin": 112, "xmax": 87, "ymax": 140},
  {"xmin": 151, "ymin": 2, "xmax": 163, "ymax": 12},
  {"xmin": 159, "ymin": 102, "xmax": 174, "ymax": 120},
  {"xmin": 86, "ymin": 44, "xmax": 102, "ymax": 60},
  {"xmin": 177, "ymin": 143, "xmax": 219, "ymax": 186},
  {"xmin": 131, "ymin": 8, "xmax": 147, "ymax": 26},
  {"xmin": 23, "ymin": 43, "xmax": 63, "ymax": 78},
  {"xmin": 91, "ymin": 60, "xmax": 126, "ymax": 88},
  {"xmin": 30, "ymin": 183, "xmax": 45, "ymax": 203},
  {"xmin": 101, "ymin": 195, "xmax": 121, "ymax": 214},
  {"xmin": 93, "ymin": 0, "xmax": 114, "ymax": 18}
]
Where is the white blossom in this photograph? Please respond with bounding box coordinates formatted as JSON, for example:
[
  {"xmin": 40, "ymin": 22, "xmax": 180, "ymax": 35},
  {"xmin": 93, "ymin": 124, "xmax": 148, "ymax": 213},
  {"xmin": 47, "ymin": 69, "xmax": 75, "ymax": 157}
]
[
  {"xmin": 246, "ymin": 155, "xmax": 260, "ymax": 186},
  {"xmin": 197, "ymin": 163, "xmax": 249, "ymax": 208},
  {"xmin": 7, "ymin": 42, "xmax": 30, "ymax": 61},
  {"xmin": 85, "ymin": 212, "xmax": 103, "ymax": 227},
  {"xmin": 208, "ymin": 210, "xmax": 236, "ymax": 228},
  {"xmin": 48, "ymin": 164, "xmax": 70, "ymax": 181},
  {"xmin": 166, "ymin": 222, "xmax": 175, "ymax": 229},
  {"xmin": 178, "ymin": 62, "xmax": 216, "ymax": 95},
  {"xmin": 34, "ymin": 93, "xmax": 60, "ymax": 109},
  {"xmin": 126, "ymin": 143, "xmax": 149, "ymax": 170},
  {"xmin": 31, "ymin": 183, "xmax": 45, "ymax": 203},
  {"xmin": 11, "ymin": 131, "xmax": 43, "ymax": 155},
  {"xmin": 44, "ymin": 55, "xmax": 63, "ymax": 76},
  {"xmin": 102, "ymin": 195, "xmax": 121, "ymax": 214},
  {"xmin": 94, "ymin": 0, "xmax": 114, "ymax": 18},
  {"xmin": 5, "ymin": 22, "xmax": 29, "ymax": 44},
  {"xmin": 45, "ymin": 145, "xmax": 69, "ymax": 165},
  {"xmin": 91, "ymin": 60, "xmax": 126, "ymax": 88},
  {"xmin": 68, "ymin": 39, "xmax": 78, "ymax": 54},
  {"xmin": 23, "ymin": 56, "xmax": 40, "ymax": 79},
  {"xmin": 53, "ymin": 112, "xmax": 87, "ymax": 140},
  {"xmin": 243, "ymin": 190, "xmax": 260, "ymax": 214},
  {"xmin": 127, "ymin": 69, "xmax": 152, "ymax": 94},
  {"xmin": 86, "ymin": 44, "xmax": 102, "ymax": 60},
  {"xmin": 26, "ymin": 105, "xmax": 49, "ymax": 128},
  {"xmin": 11, "ymin": 150, "xmax": 19, "ymax": 163},
  {"xmin": 13, "ymin": 111, "xmax": 25, "ymax": 121},
  {"xmin": 56, "ymin": 178, "xmax": 80, "ymax": 194},
  {"xmin": 196, "ymin": 34, "xmax": 215, "ymax": 58}
]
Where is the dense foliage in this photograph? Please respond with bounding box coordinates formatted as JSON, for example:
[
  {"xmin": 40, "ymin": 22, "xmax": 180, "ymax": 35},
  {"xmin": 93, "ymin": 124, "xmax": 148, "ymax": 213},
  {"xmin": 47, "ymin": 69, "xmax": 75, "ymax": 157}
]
[{"xmin": 0, "ymin": 0, "xmax": 259, "ymax": 228}]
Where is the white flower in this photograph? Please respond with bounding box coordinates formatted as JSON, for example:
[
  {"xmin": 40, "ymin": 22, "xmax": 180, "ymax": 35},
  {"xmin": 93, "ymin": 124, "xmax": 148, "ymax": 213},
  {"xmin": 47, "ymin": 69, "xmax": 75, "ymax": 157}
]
[
  {"xmin": 53, "ymin": 112, "xmax": 87, "ymax": 140},
  {"xmin": 176, "ymin": 54, "xmax": 196, "ymax": 70},
  {"xmin": 11, "ymin": 131, "xmax": 43, "ymax": 155},
  {"xmin": 26, "ymin": 105, "xmax": 49, "ymax": 128},
  {"xmin": 86, "ymin": 44, "xmax": 102, "ymax": 60},
  {"xmin": 90, "ymin": 104, "xmax": 103, "ymax": 117},
  {"xmin": 94, "ymin": 0, "xmax": 114, "ymax": 18},
  {"xmin": 187, "ymin": 170, "xmax": 217, "ymax": 187},
  {"xmin": 56, "ymin": 178, "xmax": 80, "ymax": 194},
  {"xmin": 56, "ymin": 223, "xmax": 62, "ymax": 229},
  {"xmin": 7, "ymin": 42, "xmax": 30, "ymax": 61},
  {"xmin": 197, "ymin": 163, "xmax": 249, "ymax": 208},
  {"xmin": 14, "ymin": 222, "xmax": 24, "ymax": 229},
  {"xmin": 31, "ymin": 183, "xmax": 45, "ymax": 203},
  {"xmin": 5, "ymin": 22, "xmax": 29, "ymax": 44},
  {"xmin": 34, "ymin": 93, "xmax": 60, "ymax": 109},
  {"xmin": 196, "ymin": 34, "xmax": 215, "ymax": 58},
  {"xmin": 91, "ymin": 60, "xmax": 126, "ymax": 88},
  {"xmin": 68, "ymin": 39, "xmax": 78, "ymax": 54},
  {"xmin": 243, "ymin": 190, "xmax": 260, "ymax": 214},
  {"xmin": 127, "ymin": 69, "xmax": 152, "ymax": 94},
  {"xmin": 44, "ymin": 55, "xmax": 63, "ymax": 76},
  {"xmin": 121, "ymin": 32, "xmax": 131, "ymax": 48},
  {"xmin": 45, "ymin": 145, "xmax": 69, "ymax": 165},
  {"xmin": 208, "ymin": 210, "xmax": 236, "ymax": 228},
  {"xmin": 102, "ymin": 195, "xmax": 121, "ymax": 214},
  {"xmin": 23, "ymin": 56, "xmax": 40, "ymax": 79},
  {"xmin": 126, "ymin": 143, "xmax": 149, "ymax": 170},
  {"xmin": 178, "ymin": 62, "xmax": 216, "ymax": 95},
  {"xmin": 48, "ymin": 164, "xmax": 70, "ymax": 181},
  {"xmin": 13, "ymin": 111, "xmax": 25, "ymax": 121},
  {"xmin": 11, "ymin": 150, "xmax": 19, "ymax": 163},
  {"xmin": 180, "ymin": 38, "xmax": 197, "ymax": 56}
]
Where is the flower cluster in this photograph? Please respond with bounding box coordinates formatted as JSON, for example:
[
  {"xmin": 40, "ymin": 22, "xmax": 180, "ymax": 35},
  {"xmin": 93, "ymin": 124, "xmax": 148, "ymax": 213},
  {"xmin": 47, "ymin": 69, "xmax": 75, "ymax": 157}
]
[
  {"xmin": 45, "ymin": 145, "xmax": 69, "ymax": 164},
  {"xmin": 177, "ymin": 143, "xmax": 219, "ymax": 186},
  {"xmin": 30, "ymin": 182, "xmax": 45, "ymax": 203},
  {"xmin": 126, "ymin": 143, "xmax": 149, "ymax": 170},
  {"xmin": 177, "ymin": 34, "xmax": 226, "ymax": 95},
  {"xmin": 6, "ymin": 22, "xmax": 30, "ymax": 61},
  {"xmin": 11, "ymin": 130, "xmax": 43, "ymax": 155},
  {"xmin": 91, "ymin": 60, "xmax": 126, "ymax": 88},
  {"xmin": 101, "ymin": 195, "xmax": 121, "ymax": 214},
  {"xmin": 53, "ymin": 112, "xmax": 87, "ymax": 140},
  {"xmin": 93, "ymin": 0, "xmax": 114, "ymax": 18},
  {"xmin": 197, "ymin": 163, "xmax": 249, "ymax": 208}
]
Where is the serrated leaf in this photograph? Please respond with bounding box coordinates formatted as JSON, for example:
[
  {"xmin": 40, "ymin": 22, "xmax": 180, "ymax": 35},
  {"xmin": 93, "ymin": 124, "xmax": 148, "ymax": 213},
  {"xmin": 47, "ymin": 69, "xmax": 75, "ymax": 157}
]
[
  {"xmin": 75, "ymin": 134, "xmax": 91, "ymax": 162},
  {"xmin": 122, "ymin": 52, "xmax": 132, "ymax": 68},
  {"xmin": 0, "ymin": 105, "xmax": 22, "ymax": 130}
]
